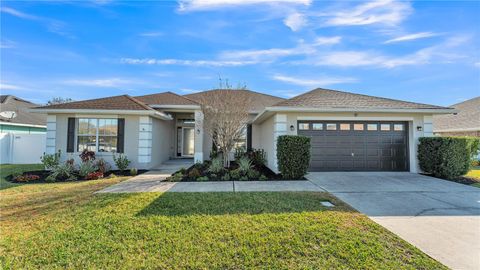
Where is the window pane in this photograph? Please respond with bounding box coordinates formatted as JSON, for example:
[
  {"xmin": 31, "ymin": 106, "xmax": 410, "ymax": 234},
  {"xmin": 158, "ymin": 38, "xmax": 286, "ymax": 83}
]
[
  {"xmin": 98, "ymin": 136, "xmax": 117, "ymax": 152},
  {"xmin": 78, "ymin": 119, "xmax": 95, "ymax": 135},
  {"xmin": 353, "ymin": 124, "xmax": 364, "ymax": 131},
  {"xmin": 98, "ymin": 119, "xmax": 118, "ymax": 136},
  {"xmin": 326, "ymin": 123, "xmax": 337, "ymax": 130},
  {"xmin": 394, "ymin": 124, "xmax": 404, "ymax": 131},
  {"xmin": 78, "ymin": 136, "xmax": 97, "ymax": 152},
  {"xmin": 340, "ymin": 123, "xmax": 350, "ymax": 130},
  {"xmin": 312, "ymin": 123, "xmax": 323, "ymax": 130},
  {"xmin": 380, "ymin": 124, "xmax": 391, "ymax": 131},
  {"xmin": 367, "ymin": 124, "xmax": 378, "ymax": 131},
  {"xmin": 299, "ymin": 123, "xmax": 309, "ymax": 130}
]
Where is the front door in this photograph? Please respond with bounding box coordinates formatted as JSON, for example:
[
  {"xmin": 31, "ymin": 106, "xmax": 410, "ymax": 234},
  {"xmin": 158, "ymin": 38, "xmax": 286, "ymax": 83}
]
[{"xmin": 181, "ymin": 127, "xmax": 195, "ymax": 157}]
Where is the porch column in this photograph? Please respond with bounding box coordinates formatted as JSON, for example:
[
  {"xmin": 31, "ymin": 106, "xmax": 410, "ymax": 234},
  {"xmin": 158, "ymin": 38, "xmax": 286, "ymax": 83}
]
[
  {"xmin": 46, "ymin": 115, "xmax": 56, "ymax": 154},
  {"xmin": 194, "ymin": 110, "xmax": 204, "ymax": 163},
  {"xmin": 138, "ymin": 116, "xmax": 152, "ymax": 165}
]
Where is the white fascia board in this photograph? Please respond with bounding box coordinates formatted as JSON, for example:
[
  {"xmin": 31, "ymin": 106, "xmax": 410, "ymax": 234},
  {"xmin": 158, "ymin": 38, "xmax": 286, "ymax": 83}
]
[
  {"xmin": 149, "ymin": 105, "xmax": 201, "ymax": 110},
  {"xmin": 29, "ymin": 109, "xmax": 173, "ymax": 120},
  {"xmin": 0, "ymin": 121, "xmax": 46, "ymax": 128}
]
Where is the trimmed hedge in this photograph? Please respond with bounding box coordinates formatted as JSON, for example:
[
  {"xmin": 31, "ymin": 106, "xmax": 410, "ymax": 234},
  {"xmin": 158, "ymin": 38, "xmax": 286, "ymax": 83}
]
[
  {"xmin": 418, "ymin": 137, "xmax": 479, "ymax": 179},
  {"xmin": 277, "ymin": 135, "xmax": 311, "ymax": 179}
]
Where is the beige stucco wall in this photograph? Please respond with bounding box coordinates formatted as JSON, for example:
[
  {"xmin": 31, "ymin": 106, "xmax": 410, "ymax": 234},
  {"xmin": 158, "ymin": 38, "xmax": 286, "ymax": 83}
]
[
  {"xmin": 254, "ymin": 111, "xmax": 434, "ymax": 173},
  {"xmin": 150, "ymin": 117, "xmax": 175, "ymax": 168},
  {"xmin": 52, "ymin": 114, "xmax": 143, "ymax": 169}
]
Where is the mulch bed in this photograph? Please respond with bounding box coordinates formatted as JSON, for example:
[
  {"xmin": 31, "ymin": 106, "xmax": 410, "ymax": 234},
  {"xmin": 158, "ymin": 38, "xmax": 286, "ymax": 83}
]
[
  {"xmin": 170, "ymin": 162, "xmax": 304, "ymax": 182},
  {"xmin": 6, "ymin": 170, "xmax": 148, "ymax": 184}
]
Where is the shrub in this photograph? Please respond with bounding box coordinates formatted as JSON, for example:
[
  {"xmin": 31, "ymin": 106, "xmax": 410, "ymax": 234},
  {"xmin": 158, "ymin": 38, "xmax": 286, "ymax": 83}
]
[
  {"xmin": 166, "ymin": 172, "xmax": 184, "ymax": 182},
  {"xmin": 237, "ymin": 156, "xmax": 253, "ymax": 176},
  {"xmin": 259, "ymin": 174, "xmax": 268, "ymax": 181},
  {"xmin": 247, "ymin": 149, "xmax": 267, "ymax": 167},
  {"xmin": 239, "ymin": 176, "xmax": 248, "ymax": 181},
  {"xmin": 86, "ymin": 171, "xmax": 104, "ymax": 180},
  {"xmin": 113, "ymin": 153, "xmax": 130, "ymax": 171},
  {"xmin": 188, "ymin": 168, "xmax": 201, "ymax": 179},
  {"xmin": 179, "ymin": 167, "xmax": 187, "ymax": 175},
  {"xmin": 78, "ymin": 160, "xmax": 98, "ymax": 178},
  {"xmin": 221, "ymin": 173, "xmax": 231, "ymax": 181},
  {"xmin": 210, "ymin": 173, "xmax": 218, "ymax": 180},
  {"xmin": 208, "ymin": 157, "xmax": 224, "ymax": 174},
  {"xmin": 418, "ymin": 137, "xmax": 478, "ymax": 179},
  {"xmin": 277, "ymin": 135, "xmax": 311, "ymax": 179},
  {"xmin": 130, "ymin": 168, "xmax": 138, "ymax": 176},
  {"xmin": 229, "ymin": 169, "xmax": 240, "ymax": 179},
  {"xmin": 40, "ymin": 150, "xmax": 61, "ymax": 170},
  {"xmin": 48, "ymin": 163, "xmax": 75, "ymax": 182},
  {"xmin": 247, "ymin": 169, "xmax": 260, "ymax": 179},
  {"xmin": 197, "ymin": 176, "xmax": 209, "ymax": 181},
  {"xmin": 234, "ymin": 147, "xmax": 246, "ymax": 160},
  {"xmin": 14, "ymin": 174, "xmax": 40, "ymax": 182},
  {"xmin": 95, "ymin": 158, "xmax": 111, "ymax": 174},
  {"xmin": 79, "ymin": 149, "xmax": 96, "ymax": 162}
]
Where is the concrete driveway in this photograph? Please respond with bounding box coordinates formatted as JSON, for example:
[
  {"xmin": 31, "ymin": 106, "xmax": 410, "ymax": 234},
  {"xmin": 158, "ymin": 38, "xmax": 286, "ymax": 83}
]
[{"xmin": 307, "ymin": 172, "xmax": 480, "ymax": 270}]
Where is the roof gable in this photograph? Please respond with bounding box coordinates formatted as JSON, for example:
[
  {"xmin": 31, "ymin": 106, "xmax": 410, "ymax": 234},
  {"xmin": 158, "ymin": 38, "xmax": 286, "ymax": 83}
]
[
  {"xmin": 433, "ymin": 96, "xmax": 480, "ymax": 132},
  {"xmin": 135, "ymin": 91, "xmax": 198, "ymax": 106},
  {"xmin": 185, "ymin": 89, "xmax": 284, "ymax": 112},
  {"xmin": 273, "ymin": 88, "xmax": 449, "ymax": 110},
  {"xmin": 0, "ymin": 95, "xmax": 46, "ymax": 126}
]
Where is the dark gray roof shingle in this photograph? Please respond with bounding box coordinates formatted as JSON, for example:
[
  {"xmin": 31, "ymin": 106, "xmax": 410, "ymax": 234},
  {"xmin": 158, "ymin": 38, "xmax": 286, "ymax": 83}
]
[
  {"xmin": 34, "ymin": 95, "xmax": 153, "ymax": 111},
  {"xmin": 273, "ymin": 88, "xmax": 450, "ymax": 110},
  {"xmin": 135, "ymin": 92, "xmax": 198, "ymax": 106}
]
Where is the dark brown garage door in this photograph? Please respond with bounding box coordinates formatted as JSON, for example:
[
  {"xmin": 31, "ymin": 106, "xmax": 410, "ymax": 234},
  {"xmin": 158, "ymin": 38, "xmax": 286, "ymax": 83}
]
[{"xmin": 297, "ymin": 121, "xmax": 409, "ymax": 171}]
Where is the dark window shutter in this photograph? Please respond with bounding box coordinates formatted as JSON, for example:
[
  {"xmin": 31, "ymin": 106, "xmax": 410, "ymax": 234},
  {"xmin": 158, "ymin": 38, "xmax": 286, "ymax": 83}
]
[
  {"xmin": 247, "ymin": 124, "xmax": 252, "ymax": 151},
  {"xmin": 67, "ymin": 118, "xmax": 75, "ymax": 153},
  {"xmin": 117, "ymin": 118, "xmax": 125, "ymax": 153}
]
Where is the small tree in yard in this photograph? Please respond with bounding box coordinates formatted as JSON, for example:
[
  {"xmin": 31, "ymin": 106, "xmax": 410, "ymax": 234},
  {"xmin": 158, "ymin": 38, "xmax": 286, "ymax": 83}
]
[
  {"xmin": 198, "ymin": 83, "xmax": 252, "ymax": 168},
  {"xmin": 113, "ymin": 153, "xmax": 130, "ymax": 172}
]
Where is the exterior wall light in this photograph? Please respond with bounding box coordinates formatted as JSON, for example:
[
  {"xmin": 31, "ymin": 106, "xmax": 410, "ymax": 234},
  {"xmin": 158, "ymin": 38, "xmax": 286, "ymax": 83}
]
[
  {"xmin": 417, "ymin": 126, "xmax": 423, "ymax": 131},
  {"xmin": 290, "ymin": 125, "xmax": 295, "ymax": 131},
  {"xmin": 197, "ymin": 129, "xmax": 201, "ymax": 134}
]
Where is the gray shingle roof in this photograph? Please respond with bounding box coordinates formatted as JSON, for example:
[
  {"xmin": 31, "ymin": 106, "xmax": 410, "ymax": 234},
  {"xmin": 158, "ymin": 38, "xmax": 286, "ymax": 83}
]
[
  {"xmin": 185, "ymin": 89, "xmax": 284, "ymax": 112},
  {"xmin": 273, "ymin": 88, "xmax": 450, "ymax": 110},
  {"xmin": 433, "ymin": 97, "xmax": 480, "ymax": 132},
  {"xmin": 0, "ymin": 95, "xmax": 46, "ymax": 126},
  {"xmin": 34, "ymin": 95, "xmax": 153, "ymax": 111}
]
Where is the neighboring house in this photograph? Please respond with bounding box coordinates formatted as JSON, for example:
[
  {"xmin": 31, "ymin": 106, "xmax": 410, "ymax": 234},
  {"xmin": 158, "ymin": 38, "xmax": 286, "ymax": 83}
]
[
  {"xmin": 0, "ymin": 95, "xmax": 47, "ymax": 164},
  {"xmin": 31, "ymin": 88, "xmax": 454, "ymax": 173},
  {"xmin": 433, "ymin": 97, "xmax": 480, "ymax": 137},
  {"xmin": 0, "ymin": 95, "xmax": 46, "ymax": 133}
]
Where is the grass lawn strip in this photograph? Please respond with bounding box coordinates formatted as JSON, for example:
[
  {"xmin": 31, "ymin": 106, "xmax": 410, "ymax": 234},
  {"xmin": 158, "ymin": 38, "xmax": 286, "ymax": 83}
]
[{"xmin": 0, "ymin": 168, "xmax": 446, "ymax": 269}]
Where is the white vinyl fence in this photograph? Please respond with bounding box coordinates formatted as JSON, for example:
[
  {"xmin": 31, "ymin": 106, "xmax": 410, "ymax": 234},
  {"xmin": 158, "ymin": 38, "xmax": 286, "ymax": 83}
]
[{"xmin": 0, "ymin": 133, "xmax": 46, "ymax": 164}]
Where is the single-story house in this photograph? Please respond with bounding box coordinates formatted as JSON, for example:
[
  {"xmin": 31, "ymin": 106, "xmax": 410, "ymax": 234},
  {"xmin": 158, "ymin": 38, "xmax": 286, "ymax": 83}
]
[
  {"xmin": 31, "ymin": 88, "xmax": 455, "ymax": 173},
  {"xmin": 433, "ymin": 96, "xmax": 480, "ymax": 137}
]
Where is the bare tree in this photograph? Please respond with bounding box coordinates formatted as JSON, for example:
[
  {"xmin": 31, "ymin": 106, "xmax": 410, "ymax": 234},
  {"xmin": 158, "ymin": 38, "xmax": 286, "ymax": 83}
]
[
  {"xmin": 198, "ymin": 86, "xmax": 252, "ymax": 167},
  {"xmin": 46, "ymin": 97, "xmax": 73, "ymax": 105}
]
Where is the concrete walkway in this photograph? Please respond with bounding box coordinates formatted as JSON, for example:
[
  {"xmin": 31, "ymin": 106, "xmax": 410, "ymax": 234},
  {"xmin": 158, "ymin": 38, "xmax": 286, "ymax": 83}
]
[{"xmin": 307, "ymin": 172, "xmax": 480, "ymax": 270}]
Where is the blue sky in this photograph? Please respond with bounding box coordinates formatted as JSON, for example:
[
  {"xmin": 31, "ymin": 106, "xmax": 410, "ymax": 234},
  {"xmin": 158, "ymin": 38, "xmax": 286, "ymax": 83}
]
[{"xmin": 1, "ymin": 0, "xmax": 479, "ymax": 106}]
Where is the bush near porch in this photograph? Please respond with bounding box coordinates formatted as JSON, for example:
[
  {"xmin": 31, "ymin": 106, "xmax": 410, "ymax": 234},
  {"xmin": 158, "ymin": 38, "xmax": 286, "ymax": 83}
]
[
  {"xmin": 418, "ymin": 137, "xmax": 479, "ymax": 180},
  {"xmin": 166, "ymin": 148, "xmax": 287, "ymax": 181},
  {"xmin": 277, "ymin": 135, "xmax": 311, "ymax": 179}
]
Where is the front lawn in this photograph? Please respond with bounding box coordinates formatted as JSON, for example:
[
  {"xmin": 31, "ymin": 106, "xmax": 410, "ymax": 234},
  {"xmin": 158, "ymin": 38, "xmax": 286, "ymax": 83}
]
[
  {"xmin": 0, "ymin": 164, "xmax": 44, "ymax": 190},
  {"xmin": 465, "ymin": 167, "xmax": 480, "ymax": 187},
  {"xmin": 0, "ymin": 173, "xmax": 445, "ymax": 269}
]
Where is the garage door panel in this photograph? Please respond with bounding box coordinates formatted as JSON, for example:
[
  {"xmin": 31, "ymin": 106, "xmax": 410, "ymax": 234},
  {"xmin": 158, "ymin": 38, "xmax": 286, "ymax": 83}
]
[{"xmin": 299, "ymin": 121, "xmax": 408, "ymax": 172}]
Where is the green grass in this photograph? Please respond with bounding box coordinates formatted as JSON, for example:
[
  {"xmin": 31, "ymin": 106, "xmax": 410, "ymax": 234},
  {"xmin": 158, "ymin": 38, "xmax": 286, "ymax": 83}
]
[
  {"xmin": 0, "ymin": 169, "xmax": 445, "ymax": 270},
  {"xmin": 0, "ymin": 164, "xmax": 44, "ymax": 190},
  {"xmin": 465, "ymin": 168, "xmax": 480, "ymax": 187}
]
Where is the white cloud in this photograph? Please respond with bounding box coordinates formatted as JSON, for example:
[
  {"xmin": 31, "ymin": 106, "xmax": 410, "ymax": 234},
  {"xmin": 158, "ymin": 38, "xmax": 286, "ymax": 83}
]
[
  {"xmin": 0, "ymin": 39, "xmax": 16, "ymax": 49},
  {"xmin": 284, "ymin": 12, "xmax": 307, "ymax": 31},
  {"xmin": 62, "ymin": 78, "xmax": 133, "ymax": 88},
  {"xmin": 0, "ymin": 83, "xmax": 25, "ymax": 90},
  {"xmin": 384, "ymin": 32, "xmax": 441, "ymax": 44},
  {"xmin": 120, "ymin": 58, "xmax": 257, "ymax": 67},
  {"xmin": 313, "ymin": 36, "xmax": 342, "ymax": 45},
  {"xmin": 474, "ymin": 62, "xmax": 480, "ymax": 67},
  {"xmin": 178, "ymin": 0, "xmax": 311, "ymax": 11},
  {"xmin": 324, "ymin": 0, "xmax": 412, "ymax": 27},
  {"xmin": 0, "ymin": 7, "xmax": 38, "ymax": 20},
  {"xmin": 139, "ymin": 32, "xmax": 164, "ymax": 37},
  {"xmin": 273, "ymin": 74, "xmax": 357, "ymax": 87}
]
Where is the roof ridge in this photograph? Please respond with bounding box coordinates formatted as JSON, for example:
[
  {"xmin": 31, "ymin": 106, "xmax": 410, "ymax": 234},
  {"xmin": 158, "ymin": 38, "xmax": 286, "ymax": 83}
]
[
  {"xmin": 124, "ymin": 95, "xmax": 155, "ymax": 111},
  {"xmin": 165, "ymin": 91, "xmax": 200, "ymax": 104}
]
